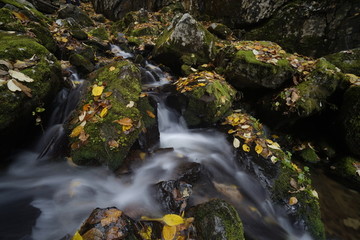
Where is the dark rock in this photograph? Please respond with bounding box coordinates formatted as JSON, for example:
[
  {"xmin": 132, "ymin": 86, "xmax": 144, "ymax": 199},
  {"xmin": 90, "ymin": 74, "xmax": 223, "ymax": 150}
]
[
  {"xmin": 331, "ymin": 156, "xmax": 360, "ymax": 189},
  {"xmin": 194, "ymin": 199, "xmax": 245, "ymax": 240},
  {"xmin": 341, "ymin": 86, "xmax": 360, "ymax": 157},
  {"xmin": 28, "ymin": 22, "xmax": 58, "ymax": 53},
  {"xmin": 29, "ymin": 0, "xmax": 59, "ymax": 14},
  {"xmin": 58, "ymin": 4, "xmax": 94, "ymax": 27},
  {"xmin": 0, "ymin": 8, "xmax": 26, "ymax": 32},
  {"xmin": 69, "ymin": 53, "xmax": 95, "ymax": 74},
  {"xmin": 207, "ymin": 23, "xmax": 233, "ymax": 40},
  {"xmin": 70, "ymin": 26, "xmax": 88, "ymax": 40}
]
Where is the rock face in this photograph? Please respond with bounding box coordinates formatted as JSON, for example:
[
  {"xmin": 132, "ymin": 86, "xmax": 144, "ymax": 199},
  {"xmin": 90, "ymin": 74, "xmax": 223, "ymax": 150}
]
[
  {"xmin": 58, "ymin": 4, "xmax": 94, "ymax": 27},
  {"xmin": 244, "ymin": 0, "xmax": 360, "ymax": 57},
  {"xmin": 325, "ymin": 48, "xmax": 360, "ymax": 76},
  {"xmin": 152, "ymin": 13, "xmax": 216, "ymax": 72},
  {"xmin": 68, "ymin": 60, "xmax": 143, "ymax": 170},
  {"xmin": 194, "ymin": 199, "xmax": 245, "ymax": 240}
]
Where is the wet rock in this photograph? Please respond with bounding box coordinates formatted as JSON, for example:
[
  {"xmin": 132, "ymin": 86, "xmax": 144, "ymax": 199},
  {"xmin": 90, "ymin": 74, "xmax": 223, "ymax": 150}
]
[
  {"xmin": 28, "ymin": 22, "xmax": 58, "ymax": 53},
  {"xmin": 58, "ymin": 4, "xmax": 94, "ymax": 27},
  {"xmin": 194, "ymin": 199, "xmax": 245, "ymax": 240},
  {"xmin": 76, "ymin": 207, "xmax": 139, "ymax": 240},
  {"xmin": 137, "ymin": 96, "xmax": 159, "ymax": 150},
  {"xmin": 155, "ymin": 180, "xmax": 192, "ymax": 214},
  {"xmin": 69, "ymin": 53, "xmax": 95, "ymax": 75},
  {"xmin": 216, "ymin": 41, "xmax": 295, "ymax": 89},
  {"xmin": 68, "ymin": 60, "xmax": 143, "ymax": 170},
  {"xmin": 325, "ymin": 49, "xmax": 360, "ymax": 76},
  {"xmin": 152, "ymin": 13, "xmax": 216, "ymax": 72},
  {"xmin": 341, "ymin": 86, "xmax": 360, "ymax": 157},
  {"xmin": 244, "ymin": 0, "xmax": 360, "ymax": 57},
  {"xmin": 174, "ymin": 71, "xmax": 237, "ymax": 126},
  {"xmin": 331, "ymin": 156, "xmax": 360, "ymax": 189},
  {"xmin": 70, "ymin": 26, "xmax": 89, "ymax": 40},
  {"xmin": 297, "ymin": 146, "xmax": 320, "ymax": 164},
  {"xmin": 29, "ymin": 0, "xmax": 59, "ymax": 14}
]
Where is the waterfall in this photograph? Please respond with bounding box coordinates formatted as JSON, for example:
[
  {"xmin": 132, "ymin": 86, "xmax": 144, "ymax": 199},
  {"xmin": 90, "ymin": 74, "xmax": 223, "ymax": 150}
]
[{"xmin": 0, "ymin": 54, "xmax": 312, "ymax": 240}]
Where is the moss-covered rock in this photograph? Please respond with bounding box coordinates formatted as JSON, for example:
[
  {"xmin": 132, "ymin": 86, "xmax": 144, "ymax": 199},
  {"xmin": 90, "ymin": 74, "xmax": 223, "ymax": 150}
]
[
  {"xmin": 28, "ymin": 22, "xmax": 57, "ymax": 53},
  {"xmin": 0, "ymin": 8, "xmax": 26, "ymax": 32},
  {"xmin": 341, "ymin": 85, "xmax": 360, "ymax": 157},
  {"xmin": 174, "ymin": 71, "xmax": 237, "ymax": 126},
  {"xmin": 264, "ymin": 58, "xmax": 346, "ymax": 120},
  {"xmin": 57, "ymin": 4, "xmax": 94, "ymax": 27},
  {"xmin": 69, "ymin": 53, "xmax": 95, "ymax": 75},
  {"xmin": 297, "ymin": 147, "xmax": 320, "ymax": 164},
  {"xmin": 152, "ymin": 13, "xmax": 217, "ymax": 72},
  {"xmin": 194, "ymin": 199, "xmax": 245, "ymax": 240},
  {"xmin": 89, "ymin": 27, "xmax": 109, "ymax": 41},
  {"xmin": 207, "ymin": 23, "xmax": 233, "ymax": 40},
  {"xmin": 68, "ymin": 60, "xmax": 143, "ymax": 170},
  {"xmin": 0, "ymin": 32, "xmax": 61, "ymax": 145},
  {"xmin": 332, "ymin": 156, "xmax": 360, "ymax": 188},
  {"xmin": 325, "ymin": 48, "xmax": 360, "ymax": 76},
  {"xmin": 216, "ymin": 41, "xmax": 295, "ymax": 89}
]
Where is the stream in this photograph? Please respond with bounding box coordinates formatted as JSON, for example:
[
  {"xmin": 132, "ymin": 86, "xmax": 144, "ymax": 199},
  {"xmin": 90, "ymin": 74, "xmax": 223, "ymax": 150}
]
[{"xmin": 0, "ymin": 46, "xmax": 356, "ymax": 240}]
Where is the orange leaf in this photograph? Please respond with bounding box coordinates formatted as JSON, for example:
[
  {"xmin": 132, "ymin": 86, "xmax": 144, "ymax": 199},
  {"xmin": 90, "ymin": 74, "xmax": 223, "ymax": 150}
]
[
  {"xmin": 113, "ymin": 118, "xmax": 133, "ymax": 126},
  {"xmin": 83, "ymin": 104, "xmax": 91, "ymax": 111},
  {"xmin": 12, "ymin": 11, "xmax": 28, "ymax": 21},
  {"xmin": 108, "ymin": 140, "xmax": 119, "ymax": 148},
  {"xmin": 146, "ymin": 110, "xmax": 156, "ymax": 118},
  {"xmin": 70, "ymin": 125, "xmax": 84, "ymax": 138},
  {"xmin": 109, "ymin": 66, "xmax": 116, "ymax": 71}
]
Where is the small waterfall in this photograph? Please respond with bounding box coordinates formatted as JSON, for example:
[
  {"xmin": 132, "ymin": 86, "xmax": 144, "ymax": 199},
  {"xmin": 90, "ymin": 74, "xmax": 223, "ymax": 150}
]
[
  {"xmin": 141, "ymin": 61, "xmax": 172, "ymax": 88},
  {"xmin": 110, "ymin": 44, "xmax": 134, "ymax": 59},
  {"xmin": 0, "ymin": 55, "xmax": 312, "ymax": 240}
]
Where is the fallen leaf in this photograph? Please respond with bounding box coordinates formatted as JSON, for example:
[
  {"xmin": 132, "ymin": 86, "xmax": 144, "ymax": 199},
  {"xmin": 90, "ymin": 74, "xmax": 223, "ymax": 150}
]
[
  {"xmin": 139, "ymin": 226, "xmax": 152, "ymax": 240},
  {"xmin": 290, "ymin": 178, "xmax": 298, "ymax": 189},
  {"xmin": 78, "ymin": 131, "xmax": 89, "ymax": 142},
  {"xmin": 270, "ymin": 156, "xmax": 278, "ymax": 163},
  {"xmin": 92, "ymin": 85, "xmax": 104, "ymax": 97},
  {"xmin": 99, "ymin": 107, "xmax": 108, "ymax": 118},
  {"xmin": 113, "ymin": 117, "xmax": 133, "ymax": 126},
  {"xmin": 71, "ymin": 141, "xmax": 82, "ymax": 150},
  {"xmin": 311, "ymin": 190, "xmax": 319, "ymax": 199},
  {"xmin": 101, "ymin": 209, "xmax": 122, "ymax": 227},
  {"xmin": 8, "ymin": 70, "xmax": 34, "ymax": 83},
  {"xmin": 104, "ymin": 91, "xmax": 113, "ymax": 97},
  {"xmin": 242, "ymin": 144, "xmax": 250, "ymax": 152},
  {"xmin": 79, "ymin": 111, "xmax": 86, "ymax": 121},
  {"xmin": 72, "ymin": 231, "xmax": 83, "ymax": 240},
  {"xmin": 255, "ymin": 144, "xmax": 263, "ymax": 154},
  {"xmin": 126, "ymin": 101, "xmax": 135, "ymax": 108},
  {"xmin": 108, "ymin": 140, "xmax": 119, "ymax": 148},
  {"xmin": 70, "ymin": 125, "xmax": 84, "ymax": 138},
  {"xmin": 141, "ymin": 214, "xmax": 184, "ymax": 227},
  {"xmin": 12, "ymin": 79, "xmax": 32, "ymax": 97},
  {"xmin": 109, "ymin": 66, "xmax": 116, "ymax": 71},
  {"xmin": 12, "ymin": 11, "xmax": 29, "ymax": 21},
  {"xmin": 82, "ymin": 104, "xmax": 91, "ymax": 111},
  {"xmin": 162, "ymin": 225, "xmax": 177, "ymax": 240},
  {"xmin": 289, "ymin": 197, "xmax": 298, "ymax": 205},
  {"xmin": 146, "ymin": 110, "xmax": 156, "ymax": 118},
  {"xmin": 233, "ymin": 138, "xmax": 240, "ymax": 148},
  {"xmin": 7, "ymin": 79, "xmax": 22, "ymax": 92}
]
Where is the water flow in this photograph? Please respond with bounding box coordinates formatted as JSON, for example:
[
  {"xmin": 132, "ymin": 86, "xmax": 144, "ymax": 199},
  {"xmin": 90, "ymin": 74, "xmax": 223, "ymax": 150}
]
[
  {"xmin": 0, "ymin": 65, "xmax": 311, "ymax": 240},
  {"xmin": 110, "ymin": 44, "xmax": 134, "ymax": 59}
]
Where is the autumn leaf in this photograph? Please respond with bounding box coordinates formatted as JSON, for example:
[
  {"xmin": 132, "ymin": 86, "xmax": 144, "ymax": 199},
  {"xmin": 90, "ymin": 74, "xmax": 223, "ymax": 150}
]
[
  {"xmin": 289, "ymin": 197, "xmax": 298, "ymax": 205},
  {"xmin": 122, "ymin": 125, "xmax": 133, "ymax": 132},
  {"xmin": 270, "ymin": 156, "xmax": 278, "ymax": 163},
  {"xmin": 72, "ymin": 231, "xmax": 83, "ymax": 240},
  {"xmin": 70, "ymin": 125, "xmax": 84, "ymax": 138},
  {"xmin": 162, "ymin": 225, "xmax": 177, "ymax": 240},
  {"xmin": 139, "ymin": 226, "xmax": 152, "ymax": 240},
  {"xmin": 146, "ymin": 110, "xmax": 156, "ymax": 118},
  {"xmin": 255, "ymin": 144, "xmax": 263, "ymax": 155},
  {"xmin": 100, "ymin": 209, "xmax": 122, "ymax": 227},
  {"xmin": 92, "ymin": 85, "xmax": 104, "ymax": 97},
  {"xmin": 126, "ymin": 101, "xmax": 135, "ymax": 108},
  {"xmin": 99, "ymin": 107, "xmax": 108, "ymax": 118},
  {"xmin": 7, "ymin": 79, "xmax": 22, "ymax": 92},
  {"xmin": 12, "ymin": 80, "xmax": 32, "ymax": 97},
  {"xmin": 113, "ymin": 117, "xmax": 133, "ymax": 126},
  {"xmin": 141, "ymin": 214, "xmax": 184, "ymax": 226},
  {"xmin": 233, "ymin": 138, "xmax": 240, "ymax": 148},
  {"xmin": 12, "ymin": 11, "xmax": 28, "ymax": 21},
  {"xmin": 109, "ymin": 66, "xmax": 116, "ymax": 71},
  {"xmin": 242, "ymin": 144, "xmax": 250, "ymax": 152},
  {"xmin": 82, "ymin": 104, "xmax": 91, "ymax": 111},
  {"xmin": 78, "ymin": 131, "xmax": 89, "ymax": 142},
  {"xmin": 108, "ymin": 140, "xmax": 119, "ymax": 148},
  {"xmin": 311, "ymin": 190, "xmax": 319, "ymax": 199},
  {"xmin": 104, "ymin": 91, "xmax": 113, "ymax": 97}
]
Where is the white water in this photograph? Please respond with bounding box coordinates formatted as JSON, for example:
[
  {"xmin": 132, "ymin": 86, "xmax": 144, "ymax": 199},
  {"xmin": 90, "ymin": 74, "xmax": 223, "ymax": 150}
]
[
  {"xmin": 110, "ymin": 44, "xmax": 134, "ymax": 59},
  {"xmin": 0, "ymin": 67, "xmax": 311, "ymax": 240}
]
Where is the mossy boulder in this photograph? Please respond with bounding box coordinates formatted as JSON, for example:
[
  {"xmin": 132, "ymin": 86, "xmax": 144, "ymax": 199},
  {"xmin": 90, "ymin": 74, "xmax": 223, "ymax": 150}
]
[
  {"xmin": 89, "ymin": 27, "xmax": 109, "ymax": 41},
  {"xmin": 0, "ymin": 32, "xmax": 62, "ymax": 150},
  {"xmin": 174, "ymin": 71, "xmax": 237, "ymax": 126},
  {"xmin": 216, "ymin": 41, "xmax": 295, "ymax": 89},
  {"xmin": 325, "ymin": 48, "xmax": 360, "ymax": 76},
  {"xmin": 222, "ymin": 111, "xmax": 325, "ymax": 240},
  {"xmin": 341, "ymin": 85, "xmax": 360, "ymax": 157},
  {"xmin": 69, "ymin": 53, "xmax": 95, "ymax": 75},
  {"xmin": 0, "ymin": 7, "xmax": 26, "ymax": 32},
  {"xmin": 263, "ymin": 58, "xmax": 346, "ymax": 122},
  {"xmin": 207, "ymin": 23, "xmax": 233, "ymax": 40},
  {"xmin": 331, "ymin": 156, "xmax": 360, "ymax": 188},
  {"xmin": 194, "ymin": 199, "xmax": 245, "ymax": 240},
  {"xmin": 152, "ymin": 13, "xmax": 217, "ymax": 72},
  {"xmin": 297, "ymin": 147, "xmax": 320, "ymax": 164},
  {"xmin": 57, "ymin": 4, "xmax": 94, "ymax": 27},
  {"xmin": 28, "ymin": 22, "xmax": 57, "ymax": 53},
  {"xmin": 68, "ymin": 60, "xmax": 143, "ymax": 170}
]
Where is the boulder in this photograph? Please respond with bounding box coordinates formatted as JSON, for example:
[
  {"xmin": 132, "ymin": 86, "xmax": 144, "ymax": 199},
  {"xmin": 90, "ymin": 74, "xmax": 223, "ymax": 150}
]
[
  {"xmin": 68, "ymin": 60, "xmax": 143, "ymax": 170},
  {"xmin": 244, "ymin": 0, "xmax": 360, "ymax": 57},
  {"xmin": 0, "ymin": 8, "xmax": 26, "ymax": 32},
  {"xmin": 216, "ymin": 41, "xmax": 295, "ymax": 89},
  {"xmin": 152, "ymin": 13, "xmax": 217, "ymax": 72},
  {"xmin": 341, "ymin": 86, "xmax": 360, "ymax": 157},
  {"xmin": 174, "ymin": 71, "xmax": 237, "ymax": 126},
  {"xmin": 58, "ymin": 4, "xmax": 94, "ymax": 27},
  {"xmin": 207, "ymin": 23, "xmax": 233, "ymax": 40},
  {"xmin": 331, "ymin": 156, "xmax": 360, "ymax": 189},
  {"xmin": 194, "ymin": 199, "xmax": 245, "ymax": 240},
  {"xmin": 0, "ymin": 32, "xmax": 62, "ymax": 155},
  {"xmin": 69, "ymin": 53, "xmax": 95, "ymax": 75},
  {"xmin": 325, "ymin": 48, "xmax": 360, "ymax": 76}
]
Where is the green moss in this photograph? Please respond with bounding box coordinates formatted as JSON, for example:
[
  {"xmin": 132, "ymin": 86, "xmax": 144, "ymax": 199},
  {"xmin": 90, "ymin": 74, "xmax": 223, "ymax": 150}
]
[
  {"xmin": 89, "ymin": 27, "xmax": 109, "ymax": 41},
  {"xmin": 325, "ymin": 48, "xmax": 360, "ymax": 75},
  {"xmin": 0, "ymin": 8, "xmax": 26, "ymax": 32},
  {"xmin": 298, "ymin": 147, "xmax": 320, "ymax": 163},
  {"xmin": 69, "ymin": 54, "xmax": 95, "ymax": 74},
  {"xmin": 28, "ymin": 22, "xmax": 57, "ymax": 53},
  {"xmin": 273, "ymin": 165, "xmax": 325, "ymax": 240},
  {"xmin": 194, "ymin": 199, "xmax": 245, "ymax": 240},
  {"xmin": 0, "ymin": 32, "xmax": 50, "ymax": 60}
]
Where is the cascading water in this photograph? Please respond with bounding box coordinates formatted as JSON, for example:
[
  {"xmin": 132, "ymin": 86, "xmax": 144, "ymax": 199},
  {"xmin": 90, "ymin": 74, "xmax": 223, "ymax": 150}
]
[{"xmin": 0, "ymin": 54, "xmax": 312, "ymax": 240}]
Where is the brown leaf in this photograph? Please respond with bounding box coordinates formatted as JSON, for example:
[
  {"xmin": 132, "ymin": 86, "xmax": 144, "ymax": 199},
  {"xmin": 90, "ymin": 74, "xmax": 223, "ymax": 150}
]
[
  {"xmin": 79, "ymin": 131, "xmax": 89, "ymax": 142},
  {"xmin": 146, "ymin": 110, "xmax": 156, "ymax": 118},
  {"xmin": 12, "ymin": 79, "xmax": 32, "ymax": 97},
  {"xmin": 113, "ymin": 117, "xmax": 133, "ymax": 126},
  {"xmin": 108, "ymin": 140, "xmax": 119, "ymax": 148}
]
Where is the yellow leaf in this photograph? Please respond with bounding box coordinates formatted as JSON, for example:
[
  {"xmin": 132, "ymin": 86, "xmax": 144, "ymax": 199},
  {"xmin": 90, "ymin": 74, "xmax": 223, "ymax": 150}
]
[
  {"xmin": 255, "ymin": 144, "xmax": 263, "ymax": 154},
  {"xmin": 146, "ymin": 110, "xmax": 156, "ymax": 118},
  {"xmin": 113, "ymin": 117, "xmax": 133, "ymax": 126},
  {"xmin": 122, "ymin": 125, "xmax": 132, "ymax": 132},
  {"xmin": 233, "ymin": 138, "xmax": 240, "ymax": 148},
  {"xmin": 139, "ymin": 226, "xmax": 152, "ymax": 240},
  {"xmin": 70, "ymin": 125, "xmax": 84, "ymax": 138},
  {"xmin": 109, "ymin": 66, "xmax": 116, "ymax": 71},
  {"xmin": 270, "ymin": 156, "xmax": 278, "ymax": 163},
  {"xmin": 99, "ymin": 107, "xmax": 108, "ymax": 118},
  {"xmin": 242, "ymin": 144, "xmax": 250, "ymax": 152},
  {"xmin": 72, "ymin": 231, "xmax": 83, "ymax": 240},
  {"xmin": 92, "ymin": 85, "xmax": 104, "ymax": 97},
  {"xmin": 108, "ymin": 140, "xmax": 119, "ymax": 148},
  {"xmin": 141, "ymin": 214, "xmax": 184, "ymax": 227},
  {"xmin": 61, "ymin": 37, "xmax": 68, "ymax": 43},
  {"xmin": 311, "ymin": 190, "xmax": 319, "ymax": 199},
  {"xmin": 289, "ymin": 197, "xmax": 298, "ymax": 205},
  {"xmin": 162, "ymin": 225, "xmax": 177, "ymax": 240}
]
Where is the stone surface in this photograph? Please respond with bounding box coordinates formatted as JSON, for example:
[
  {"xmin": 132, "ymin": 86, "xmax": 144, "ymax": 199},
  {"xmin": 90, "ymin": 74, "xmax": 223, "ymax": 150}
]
[{"xmin": 325, "ymin": 48, "xmax": 360, "ymax": 76}]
